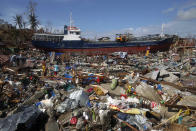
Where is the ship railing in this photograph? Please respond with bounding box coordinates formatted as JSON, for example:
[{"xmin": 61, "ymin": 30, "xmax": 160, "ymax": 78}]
[{"xmin": 32, "ymin": 34, "xmax": 64, "ymax": 42}]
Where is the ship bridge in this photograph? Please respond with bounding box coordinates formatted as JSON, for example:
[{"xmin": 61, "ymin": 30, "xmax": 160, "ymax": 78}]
[{"xmin": 63, "ymin": 25, "xmax": 81, "ymax": 41}]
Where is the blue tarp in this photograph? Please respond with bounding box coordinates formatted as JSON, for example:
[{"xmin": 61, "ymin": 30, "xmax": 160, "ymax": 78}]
[
  {"xmin": 65, "ymin": 66, "xmax": 72, "ymax": 70},
  {"xmin": 64, "ymin": 74, "xmax": 73, "ymax": 79},
  {"xmin": 117, "ymin": 112, "xmax": 129, "ymax": 121},
  {"xmin": 87, "ymin": 74, "xmax": 96, "ymax": 81}
]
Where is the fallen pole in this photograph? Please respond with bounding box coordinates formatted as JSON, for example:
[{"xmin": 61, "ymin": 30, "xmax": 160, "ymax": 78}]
[{"xmin": 113, "ymin": 115, "xmax": 139, "ymax": 131}]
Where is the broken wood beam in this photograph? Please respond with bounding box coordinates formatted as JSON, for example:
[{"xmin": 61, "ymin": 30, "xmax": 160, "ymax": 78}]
[
  {"xmin": 113, "ymin": 115, "xmax": 139, "ymax": 131},
  {"xmin": 139, "ymin": 76, "xmax": 196, "ymax": 94},
  {"xmin": 164, "ymin": 94, "xmax": 182, "ymax": 105},
  {"xmin": 164, "ymin": 104, "xmax": 196, "ymax": 110}
]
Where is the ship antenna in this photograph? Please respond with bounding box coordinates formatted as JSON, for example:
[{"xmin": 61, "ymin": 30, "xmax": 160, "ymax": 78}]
[{"xmin": 70, "ymin": 12, "xmax": 72, "ymax": 29}]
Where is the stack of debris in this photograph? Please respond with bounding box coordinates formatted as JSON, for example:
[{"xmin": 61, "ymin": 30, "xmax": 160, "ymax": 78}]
[{"xmin": 0, "ymin": 49, "xmax": 195, "ymax": 131}]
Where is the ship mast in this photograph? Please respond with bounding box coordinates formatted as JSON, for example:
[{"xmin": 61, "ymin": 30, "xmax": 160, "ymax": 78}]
[
  {"xmin": 160, "ymin": 23, "xmax": 165, "ymax": 38},
  {"xmin": 70, "ymin": 12, "xmax": 72, "ymax": 29}
]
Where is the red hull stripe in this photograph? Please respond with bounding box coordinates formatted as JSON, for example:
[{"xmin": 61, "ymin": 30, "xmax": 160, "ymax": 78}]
[{"xmin": 37, "ymin": 43, "xmax": 171, "ymax": 55}]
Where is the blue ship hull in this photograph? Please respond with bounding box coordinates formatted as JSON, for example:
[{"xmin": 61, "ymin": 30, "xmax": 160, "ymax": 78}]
[{"xmin": 32, "ymin": 37, "xmax": 174, "ymax": 54}]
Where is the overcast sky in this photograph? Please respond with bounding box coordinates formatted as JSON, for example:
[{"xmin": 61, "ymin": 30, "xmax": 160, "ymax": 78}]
[{"xmin": 1, "ymin": 0, "xmax": 196, "ymax": 38}]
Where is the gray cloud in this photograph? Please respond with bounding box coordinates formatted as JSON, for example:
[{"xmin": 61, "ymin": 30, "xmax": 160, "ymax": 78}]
[
  {"xmin": 177, "ymin": 8, "xmax": 196, "ymax": 20},
  {"xmin": 164, "ymin": 20, "xmax": 196, "ymax": 36}
]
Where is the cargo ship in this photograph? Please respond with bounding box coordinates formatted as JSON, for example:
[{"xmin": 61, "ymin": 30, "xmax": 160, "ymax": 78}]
[{"xmin": 32, "ymin": 18, "xmax": 176, "ymax": 55}]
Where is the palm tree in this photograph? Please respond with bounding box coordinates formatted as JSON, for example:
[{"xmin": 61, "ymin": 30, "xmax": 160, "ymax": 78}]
[
  {"xmin": 28, "ymin": 14, "xmax": 39, "ymax": 31},
  {"xmin": 13, "ymin": 15, "xmax": 23, "ymax": 29},
  {"xmin": 27, "ymin": 0, "xmax": 39, "ymax": 32},
  {"xmin": 13, "ymin": 14, "xmax": 29, "ymax": 48}
]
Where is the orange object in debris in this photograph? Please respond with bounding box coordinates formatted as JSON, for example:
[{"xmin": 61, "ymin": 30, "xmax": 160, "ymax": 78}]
[
  {"xmin": 11, "ymin": 99, "xmax": 20, "ymax": 103},
  {"xmin": 110, "ymin": 105, "xmax": 120, "ymax": 111},
  {"xmin": 145, "ymin": 49, "xmax": 150, "ymax": 56},
  {"xmin": 91, "ymin": 85, "xmax": 108, "ymax": 95}
]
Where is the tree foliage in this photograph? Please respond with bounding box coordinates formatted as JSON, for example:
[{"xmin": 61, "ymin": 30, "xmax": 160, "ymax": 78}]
[
  {"xmin": 13, "ymin": 14, "xmax": 23, "ymax": 29},
  {"xmin": 27, "ymin": 0, "xmax": 39, "ymax": 32},
  {"xmin": 0, "ymin": 0, "xmax": 40, "ymax": 48}
]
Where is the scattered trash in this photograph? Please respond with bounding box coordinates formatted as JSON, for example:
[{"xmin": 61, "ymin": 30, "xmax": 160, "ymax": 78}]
[
  {"xmin": 0, "ymin": 47, "xmax": 195, "ymax": 131},
  {"xmin": 69, "ymin": 90, "xmax": 89, "ymax": 107}
]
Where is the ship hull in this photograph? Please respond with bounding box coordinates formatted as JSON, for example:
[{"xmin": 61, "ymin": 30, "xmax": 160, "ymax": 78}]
[{"xmin": 32, "ymin": 37, "xmax": 174, "ymax": 55}]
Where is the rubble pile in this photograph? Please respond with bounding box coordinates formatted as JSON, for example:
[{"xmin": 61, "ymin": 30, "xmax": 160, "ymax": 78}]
[{"xmin": 0, "ymin": 49, "xmax": 196, "ymax": 131}]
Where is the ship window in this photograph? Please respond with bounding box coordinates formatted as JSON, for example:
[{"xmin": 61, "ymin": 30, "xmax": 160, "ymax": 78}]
[{"xmin": 70, "ymin": 31, "xmax": 80, "ymax": 35}]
